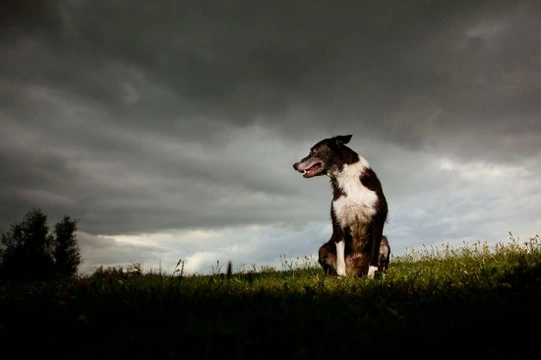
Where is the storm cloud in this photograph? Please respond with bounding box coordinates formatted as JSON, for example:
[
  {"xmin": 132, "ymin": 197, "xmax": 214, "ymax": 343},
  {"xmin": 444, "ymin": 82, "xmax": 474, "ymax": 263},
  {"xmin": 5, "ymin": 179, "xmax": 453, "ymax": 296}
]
[{"xmin": 1, "ymin": 0, "xmax": 540, "ymax": 274}]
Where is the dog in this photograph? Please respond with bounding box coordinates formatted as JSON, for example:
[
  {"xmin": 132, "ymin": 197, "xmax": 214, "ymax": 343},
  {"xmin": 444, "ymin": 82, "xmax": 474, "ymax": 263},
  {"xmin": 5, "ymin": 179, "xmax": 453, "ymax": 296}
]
[{"xmin": 293, "ymin": 135, "xmax": 389, "ymax": 278}]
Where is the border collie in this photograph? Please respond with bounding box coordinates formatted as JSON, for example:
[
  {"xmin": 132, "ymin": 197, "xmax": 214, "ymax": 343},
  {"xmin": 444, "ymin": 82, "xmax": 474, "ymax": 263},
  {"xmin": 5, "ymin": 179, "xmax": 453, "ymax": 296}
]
[{"xmin": 293, "ymin": 135, "xmax": 390, "ymax": 278}]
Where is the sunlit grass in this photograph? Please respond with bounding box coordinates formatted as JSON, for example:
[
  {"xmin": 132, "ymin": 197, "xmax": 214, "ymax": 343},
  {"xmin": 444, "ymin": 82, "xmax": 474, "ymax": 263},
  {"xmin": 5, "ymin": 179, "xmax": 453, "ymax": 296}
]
[
  {"xmin": 1, "ymin": 234, "xmax": 540, "ymax": 358},
  {"xmin": 388, "ymin": 233, "xmax": 541, "ymax": 292}
]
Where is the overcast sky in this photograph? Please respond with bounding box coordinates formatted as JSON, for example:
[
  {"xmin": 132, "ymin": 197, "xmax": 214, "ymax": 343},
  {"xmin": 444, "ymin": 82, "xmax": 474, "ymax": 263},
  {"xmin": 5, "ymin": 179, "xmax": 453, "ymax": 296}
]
[{"xmin": 1, "ymin": 0, "xmax": 540, "ymax": 275}]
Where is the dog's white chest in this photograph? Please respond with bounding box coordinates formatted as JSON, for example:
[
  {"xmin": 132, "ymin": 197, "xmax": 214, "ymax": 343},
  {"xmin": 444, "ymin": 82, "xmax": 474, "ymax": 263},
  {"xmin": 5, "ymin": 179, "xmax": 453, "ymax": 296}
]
[{"xmin": 332, "ymin": 162, "xmax": 378, "ymax": 228}]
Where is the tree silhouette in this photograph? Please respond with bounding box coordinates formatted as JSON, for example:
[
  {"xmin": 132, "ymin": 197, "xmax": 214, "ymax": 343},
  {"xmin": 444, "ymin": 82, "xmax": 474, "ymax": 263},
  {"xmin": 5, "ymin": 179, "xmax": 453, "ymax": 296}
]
[
  {"xmin": 52, "ymin": 216, "xmax": 82, "ymax": 277},
  {"xmin": 0, "ymin": 209, "xmax": 82, "ymax": 279}
]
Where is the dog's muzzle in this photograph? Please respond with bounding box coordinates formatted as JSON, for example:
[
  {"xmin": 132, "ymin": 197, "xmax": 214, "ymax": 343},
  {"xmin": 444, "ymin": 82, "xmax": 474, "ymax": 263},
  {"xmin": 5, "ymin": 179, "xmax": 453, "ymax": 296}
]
[{"xmin": 293, "ymin": 160, "xmax": 322, "ymax": 178}]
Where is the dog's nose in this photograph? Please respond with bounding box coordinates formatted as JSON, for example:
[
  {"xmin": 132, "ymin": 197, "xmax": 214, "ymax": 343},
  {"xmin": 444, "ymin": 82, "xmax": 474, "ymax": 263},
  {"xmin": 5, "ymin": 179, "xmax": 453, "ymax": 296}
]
[{"xmin": 293, "ymin": 162, "xmax": 299, "ymax": 170}]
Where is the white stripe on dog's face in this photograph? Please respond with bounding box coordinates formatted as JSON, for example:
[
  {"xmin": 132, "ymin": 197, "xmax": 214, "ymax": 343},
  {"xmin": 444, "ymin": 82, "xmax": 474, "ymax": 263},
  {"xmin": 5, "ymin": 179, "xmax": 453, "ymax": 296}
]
[{"xmin": 332, "ymin": 160, "xmax": 378, "ymax": 228}]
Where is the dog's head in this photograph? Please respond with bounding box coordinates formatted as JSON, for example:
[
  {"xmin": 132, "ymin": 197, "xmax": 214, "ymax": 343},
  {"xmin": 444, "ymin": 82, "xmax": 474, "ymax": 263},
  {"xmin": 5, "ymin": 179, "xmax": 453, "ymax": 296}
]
[{"xmin": 292, "ymin": 135, "xmax": 357, "ymax": 178}]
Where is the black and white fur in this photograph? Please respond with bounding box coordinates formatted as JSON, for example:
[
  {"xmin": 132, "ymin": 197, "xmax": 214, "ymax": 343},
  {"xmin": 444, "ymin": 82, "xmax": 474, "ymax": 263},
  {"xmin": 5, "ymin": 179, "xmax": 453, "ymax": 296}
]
[{"xmin": 293, "ymin": 135, "xmax": 390, "ymax": 278}]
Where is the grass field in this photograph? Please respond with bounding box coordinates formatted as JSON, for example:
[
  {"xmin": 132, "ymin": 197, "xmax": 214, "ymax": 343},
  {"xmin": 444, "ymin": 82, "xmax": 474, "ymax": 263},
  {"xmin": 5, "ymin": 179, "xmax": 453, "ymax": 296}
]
[{"xmin": 2, "ymin": 234, "xmax": 541, "ymax": 359}]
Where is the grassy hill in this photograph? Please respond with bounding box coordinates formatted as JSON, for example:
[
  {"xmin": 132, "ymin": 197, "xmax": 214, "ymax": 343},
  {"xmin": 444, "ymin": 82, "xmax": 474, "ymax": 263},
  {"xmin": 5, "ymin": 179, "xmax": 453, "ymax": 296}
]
[{"xmin": 1, "ymin": 235, "xmax": 540, "ymax": 359}]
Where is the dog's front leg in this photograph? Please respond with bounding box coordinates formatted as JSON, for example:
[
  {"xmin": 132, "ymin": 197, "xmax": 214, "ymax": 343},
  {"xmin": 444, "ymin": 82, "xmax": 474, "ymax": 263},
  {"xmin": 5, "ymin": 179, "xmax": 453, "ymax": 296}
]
[
  {"xmin": 367, "ymin": 264, "xmax": 377, "ymax": 279},
  {"xmin": 331, "ymin": 204, "xmax": 347, "ymax": 276},
  {"xmin": 367, "ymin": 222, "xmax": 385, "ymax": 279},
  {"xmin": 335, "ymin": 226, "xmax": 353, "ymax": 276},
  {"xmin": 331, "ymin": 210, "xmax": 347, "ymax": 276},
  {"xmin": 335, "ymin": 239, "xmax": 346, "ymax": 276}
]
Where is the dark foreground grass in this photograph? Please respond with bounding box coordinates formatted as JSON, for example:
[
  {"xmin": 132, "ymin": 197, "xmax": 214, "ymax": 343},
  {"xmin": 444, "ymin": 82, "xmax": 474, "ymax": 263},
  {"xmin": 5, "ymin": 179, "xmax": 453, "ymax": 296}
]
[{"xmin": 1, "ymin": 235, "xmax": 541, "ymax": 359}]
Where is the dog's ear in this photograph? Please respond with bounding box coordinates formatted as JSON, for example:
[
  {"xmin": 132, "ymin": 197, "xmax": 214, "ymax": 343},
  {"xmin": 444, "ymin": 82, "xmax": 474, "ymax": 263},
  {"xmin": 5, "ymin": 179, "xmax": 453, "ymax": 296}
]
[{"xmin": 335, "ymin": 135, "xmax": 352, "ymax": 146}]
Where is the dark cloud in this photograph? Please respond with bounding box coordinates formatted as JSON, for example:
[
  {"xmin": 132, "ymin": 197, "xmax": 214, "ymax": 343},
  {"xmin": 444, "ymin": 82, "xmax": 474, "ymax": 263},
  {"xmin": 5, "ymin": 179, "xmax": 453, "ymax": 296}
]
[
  {"xmin": 0, "ymin": 0, "xmax": 63, "ymax": 35},
  {"xmin": 1, "ymin": 1, "xmax": 540, "ymax": 271},
  {"xmin": 3, "ymin": 1, "xmax": 540, "ymax": 147}
]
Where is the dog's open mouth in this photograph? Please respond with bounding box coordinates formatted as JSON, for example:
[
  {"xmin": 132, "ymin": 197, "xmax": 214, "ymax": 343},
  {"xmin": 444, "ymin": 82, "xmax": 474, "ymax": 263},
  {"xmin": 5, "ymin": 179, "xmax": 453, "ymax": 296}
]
[{"xmin": 303, "ymin": 163, "xmax": 322, "ymax": 177}]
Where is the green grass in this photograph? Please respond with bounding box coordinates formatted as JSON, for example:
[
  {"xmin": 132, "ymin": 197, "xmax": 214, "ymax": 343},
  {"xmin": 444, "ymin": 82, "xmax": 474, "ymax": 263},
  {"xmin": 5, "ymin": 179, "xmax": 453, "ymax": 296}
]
[{"xmin": 1, "ymin": 234, "xmax": 541, "ymax": 359}]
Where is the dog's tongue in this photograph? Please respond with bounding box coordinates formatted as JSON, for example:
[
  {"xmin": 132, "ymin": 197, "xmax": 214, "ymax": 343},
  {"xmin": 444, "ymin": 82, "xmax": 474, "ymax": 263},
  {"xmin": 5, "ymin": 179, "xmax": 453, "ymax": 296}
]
[{"xmin": 304, "ymin": 164, "xmax": 321, "ymax": 177}]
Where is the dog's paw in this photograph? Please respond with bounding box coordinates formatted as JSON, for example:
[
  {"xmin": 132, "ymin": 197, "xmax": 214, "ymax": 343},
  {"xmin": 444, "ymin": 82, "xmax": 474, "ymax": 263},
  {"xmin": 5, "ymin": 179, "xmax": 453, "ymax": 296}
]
[
  {"xmin": 336, "ymin": 261, "xmax": 346, "ymax": 276},
  {"xmin": 367, "ymin": 265, "xmax": 378, "ymax": 279}
]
